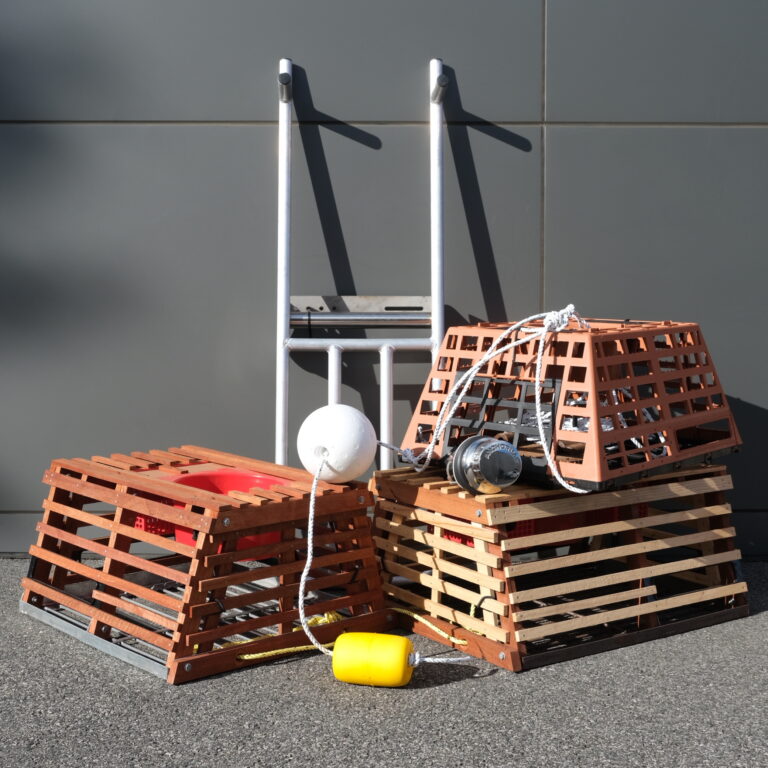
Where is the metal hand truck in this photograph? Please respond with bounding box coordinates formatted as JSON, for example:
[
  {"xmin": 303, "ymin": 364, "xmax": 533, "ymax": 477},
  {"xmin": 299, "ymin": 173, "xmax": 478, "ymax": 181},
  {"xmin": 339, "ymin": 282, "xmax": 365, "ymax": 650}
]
[{"xmin": 275, "ymin": 58, "xmax": 449, "ymax": 470}]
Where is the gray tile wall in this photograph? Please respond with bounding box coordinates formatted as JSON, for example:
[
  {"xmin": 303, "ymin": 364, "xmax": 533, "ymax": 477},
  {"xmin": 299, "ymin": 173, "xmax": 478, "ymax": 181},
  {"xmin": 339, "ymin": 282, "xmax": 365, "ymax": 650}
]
[{"xmin": 3, "ymin": 1, "xmax": 766, "ymax": 552}]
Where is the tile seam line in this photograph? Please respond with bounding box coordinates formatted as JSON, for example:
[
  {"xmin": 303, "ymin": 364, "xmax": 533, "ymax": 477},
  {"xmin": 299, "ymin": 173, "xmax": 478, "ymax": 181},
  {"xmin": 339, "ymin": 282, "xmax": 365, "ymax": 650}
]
[
  {"xmin": 539, "ymin": 0, "xmax": 547, "ymax": 313},
  {"xmin": 2, "ymin": 120, "xmax": 768, "ymax": 127}
]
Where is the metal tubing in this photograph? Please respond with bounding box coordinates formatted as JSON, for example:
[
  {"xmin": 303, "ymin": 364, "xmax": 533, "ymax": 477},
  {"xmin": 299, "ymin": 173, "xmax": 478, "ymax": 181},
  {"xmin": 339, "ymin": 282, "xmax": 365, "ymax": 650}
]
[
  {"xmin": 275, "ymin": 57, "xmax": 293, "ymax": 465},
  {"xmin": 327, "ymin": 345, "xmax": 342, "ymax": 405},
  {"xmin": 429, "ymin": 58, "xmax": 446, "ymax": 362},
  {"xmin": 290, "ymin": 311, "xmax": 431, "ymax": 328},
  {"xmin": 286, "ymin": 337, "xmax": 433, "ymax": 352},
  {"xmin": 379, "ymin": 345, "xmax": 394, "ymax": 470}
]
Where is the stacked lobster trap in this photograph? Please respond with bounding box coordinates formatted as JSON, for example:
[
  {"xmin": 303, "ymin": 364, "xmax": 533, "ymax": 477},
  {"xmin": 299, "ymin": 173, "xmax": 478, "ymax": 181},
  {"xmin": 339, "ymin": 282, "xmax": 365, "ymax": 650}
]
[
  {"xmin": 20, "ymin": 446, "xmax": 388, "ymax": 683},
  {"xmin": 401, "ymin": 318, "xmax": 741, "ymax": 490},
  {"xmin": 374, "ymin": 316, "xmax": 748, "ymax": 670}
]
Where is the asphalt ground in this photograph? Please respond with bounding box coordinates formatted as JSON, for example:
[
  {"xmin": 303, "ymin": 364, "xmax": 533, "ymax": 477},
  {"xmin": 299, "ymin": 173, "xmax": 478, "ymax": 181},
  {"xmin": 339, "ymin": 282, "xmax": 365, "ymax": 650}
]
[{"xmin": 1, "ymin": 558, "xmax": 766, "ymax": 768}]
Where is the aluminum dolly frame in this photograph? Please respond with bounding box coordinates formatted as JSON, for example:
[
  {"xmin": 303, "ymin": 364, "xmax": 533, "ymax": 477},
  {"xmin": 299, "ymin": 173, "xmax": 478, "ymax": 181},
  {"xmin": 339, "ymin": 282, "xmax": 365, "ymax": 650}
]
[{"xmin": 275, "ymin": 58, "xmax": 448, "ymax": 470}]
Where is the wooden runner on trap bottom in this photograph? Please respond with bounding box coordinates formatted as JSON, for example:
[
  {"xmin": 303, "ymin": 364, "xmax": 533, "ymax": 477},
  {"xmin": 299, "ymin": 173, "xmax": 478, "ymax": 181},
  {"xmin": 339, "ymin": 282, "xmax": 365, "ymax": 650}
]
[
  {"xmin": 20, "ymin": 446, "xmax": 388, "ymax": 683},
  {"xmin": 370, "ymin": 464, "xmax": 748, "ymax": 671}
]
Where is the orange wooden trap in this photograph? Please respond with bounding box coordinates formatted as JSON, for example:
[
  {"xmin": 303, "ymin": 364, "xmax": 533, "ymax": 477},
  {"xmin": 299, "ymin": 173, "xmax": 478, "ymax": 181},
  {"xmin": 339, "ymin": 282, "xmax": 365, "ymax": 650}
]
[
  {"xmin": 20, "ymin": 446, "xmax": 388, "ymax": 683},
  {"xmin": 371, "ymin": 464, "xmax": 748, "ymax": 671},
  {"xmin": 401, "ymin": 318, "xmax": 741, "ymax": 491}
]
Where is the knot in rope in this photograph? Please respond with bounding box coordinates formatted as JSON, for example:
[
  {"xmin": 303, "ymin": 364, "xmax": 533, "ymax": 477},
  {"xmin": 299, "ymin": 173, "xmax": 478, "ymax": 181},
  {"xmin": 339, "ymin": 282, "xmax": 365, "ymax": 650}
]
[{"xmin": 542, "ymin": 303, "xmax": 589, "ymax": 333}]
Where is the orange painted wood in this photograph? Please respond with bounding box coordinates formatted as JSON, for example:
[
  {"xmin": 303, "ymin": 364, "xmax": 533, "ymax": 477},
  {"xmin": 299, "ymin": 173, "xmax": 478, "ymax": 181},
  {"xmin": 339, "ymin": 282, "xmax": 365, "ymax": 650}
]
[
  {"xmin": 42, "ymin": 471, "xmax": 214, "ymax": 532},
  {"xmin": 51, "ymin": 458, "xmax": 239, "ymax": 511},
  {"xmin": 199, "ymin": 547, "xmax": 376, "ymax": 592},
  {"xmin": 35, "ymin": 522, "xmax": 192, "ymax": 585},
  {"xmin": 187, "ymin": 566, "xmax": 380, "ymax": 619},
  {"xmin": 185, "ymin": 590, "xmax": 380, "ymax": 646},
  {"xmin": 28, "ymin": 545, "xmax": 183, "ymax": 611},
  {"xmin": 22, "ymin": 578, "xmax": 174, "ymax": 651},
  {"xmin": 203, "ymin": 525, "xmax": 369, "ymax": 567},
  {"xmin": 91, "ymin": 589, "xmax": 181, "ymax": 631},
  {"xmin": 42, "ymin": 500, "xmax": 196, "ymax": 557}
]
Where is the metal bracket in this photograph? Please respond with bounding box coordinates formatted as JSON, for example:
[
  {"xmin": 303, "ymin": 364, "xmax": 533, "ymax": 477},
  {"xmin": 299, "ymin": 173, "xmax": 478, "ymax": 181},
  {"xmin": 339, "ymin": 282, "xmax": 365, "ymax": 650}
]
[{"xmin": 290, "ymin": 295, "xmax": 432, "ymax": 327}]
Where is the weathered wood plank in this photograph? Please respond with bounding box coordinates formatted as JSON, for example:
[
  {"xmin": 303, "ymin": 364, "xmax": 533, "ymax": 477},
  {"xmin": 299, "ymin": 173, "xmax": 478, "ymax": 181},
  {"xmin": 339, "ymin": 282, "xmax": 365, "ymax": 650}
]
[{"xmin": 515, "ymin": 582, "xmax": 748, "ymax": 642}]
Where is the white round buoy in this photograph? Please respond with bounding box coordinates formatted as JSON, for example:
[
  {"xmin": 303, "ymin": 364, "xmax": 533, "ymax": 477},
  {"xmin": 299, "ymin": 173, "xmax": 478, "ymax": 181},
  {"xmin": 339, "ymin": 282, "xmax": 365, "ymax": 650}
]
[{"xmin": 296, "ymin": 404, "xmax": 377, "ymax": 483}]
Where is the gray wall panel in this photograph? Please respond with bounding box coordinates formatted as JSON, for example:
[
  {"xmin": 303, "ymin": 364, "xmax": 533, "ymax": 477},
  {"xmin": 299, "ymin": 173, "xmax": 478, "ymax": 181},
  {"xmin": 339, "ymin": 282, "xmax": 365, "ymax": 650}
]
[
  {"xmin": 547, "ymin": 0, "xmax": 768, "ymax": 123},
  {"xmin": 1, "ymin": 121, "xmax": 540, "ymax": 507},
  {"xmin": 544, "ymin": 126, "xmax": 768, "ymax": 509},
  {"xmin": 1, "ymin": 0, "xmax": 542, "ymax": 122}
]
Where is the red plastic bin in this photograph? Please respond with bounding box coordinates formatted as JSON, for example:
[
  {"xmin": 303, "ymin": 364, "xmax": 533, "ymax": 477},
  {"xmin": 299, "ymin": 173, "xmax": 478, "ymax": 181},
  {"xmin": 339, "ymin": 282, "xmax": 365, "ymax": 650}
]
[{"xmin": 170, "ymin": 469, "xmax": 285, "ymax": 550}]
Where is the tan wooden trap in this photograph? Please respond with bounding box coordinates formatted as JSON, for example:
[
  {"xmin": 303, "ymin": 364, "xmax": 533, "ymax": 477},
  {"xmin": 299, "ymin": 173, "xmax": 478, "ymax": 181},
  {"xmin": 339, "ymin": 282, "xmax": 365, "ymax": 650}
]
[
  {"xmin": 20, "ymin": 446, "xmax": 387, "ymax": 683},
  {"xmin": 401, "ymin": 318, "xmax": 741, "ymax": 490},
  {"xmin": 371, "ymin": 464, "xmax": 748, "ymax": 671}
]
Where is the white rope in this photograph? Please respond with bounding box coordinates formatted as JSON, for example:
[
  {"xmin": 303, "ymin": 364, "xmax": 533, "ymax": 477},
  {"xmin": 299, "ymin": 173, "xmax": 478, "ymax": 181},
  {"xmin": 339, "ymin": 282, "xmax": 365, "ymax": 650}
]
[
  {"xmin": 409, "ymin": 651, "xmax": 472, "ymax": 665},
  {"xmin": 297, "ymin": 454, "xmax": 334, "ymax": 656},
  {"xmin": 395, "ymin": 304, "xmax": 591, "ymax": 494},
  {"xmin": 532, "ymin": 311, "xmax": 590, "ymax": 494}
]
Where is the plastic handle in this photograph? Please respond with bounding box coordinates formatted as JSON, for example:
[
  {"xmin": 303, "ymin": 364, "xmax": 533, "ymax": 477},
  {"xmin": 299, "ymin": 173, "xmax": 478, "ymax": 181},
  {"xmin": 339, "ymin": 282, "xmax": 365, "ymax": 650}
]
[{"xmin": 278, "ymin": 72, "xmax": 292, "ymax": 103}]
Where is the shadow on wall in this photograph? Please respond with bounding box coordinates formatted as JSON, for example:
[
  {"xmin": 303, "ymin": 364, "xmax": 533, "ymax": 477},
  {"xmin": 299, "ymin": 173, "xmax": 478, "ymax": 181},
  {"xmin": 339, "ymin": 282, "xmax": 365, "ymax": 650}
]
[
  {"xmin": 0, "ymin": 33, "xmax": 140, "ymax": 359},
  {"xmin": 725, "ymin": 398, "xmax": 767, "ymax": 510},
  {"xmin": 288, "ymin": 65, "xmax": 387, "ymax": 427},
  {"xmin": 287, "ymin": 62, "xmax": 535, "ymax": 437},
  {"xmin": 443, "ymin": 65, "xmax": 533, "ymax": 324}
]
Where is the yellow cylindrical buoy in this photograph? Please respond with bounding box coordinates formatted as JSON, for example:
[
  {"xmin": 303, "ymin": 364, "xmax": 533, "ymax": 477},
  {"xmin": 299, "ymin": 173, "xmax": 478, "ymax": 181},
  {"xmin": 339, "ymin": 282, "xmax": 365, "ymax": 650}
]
[{"xmin": 332, "ymin": 632, "xmax": 415, "ymax": 687}]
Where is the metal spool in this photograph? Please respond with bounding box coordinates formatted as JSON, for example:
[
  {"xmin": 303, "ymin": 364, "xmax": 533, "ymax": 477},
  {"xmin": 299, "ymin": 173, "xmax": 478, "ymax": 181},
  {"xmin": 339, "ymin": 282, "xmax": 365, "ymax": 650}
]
[{"xmin": 447, "ymin": 436, "xmax": 523, "ymax": 495}]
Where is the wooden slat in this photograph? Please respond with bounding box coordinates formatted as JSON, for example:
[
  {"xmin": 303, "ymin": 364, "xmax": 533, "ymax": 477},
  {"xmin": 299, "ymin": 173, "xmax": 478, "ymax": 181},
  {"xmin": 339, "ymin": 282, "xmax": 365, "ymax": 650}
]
[
  {"xmin": 28, "ymin": 545, "xmax": 184, "ymax": 611},
  {"xmin": 629, "ymin": 464, "xmax": 726, "ymax": 484},
  {"xmin": 199, "ymin": 547, "xmax": 375, "ymax": 592},
  {"xmin": 91, "ymin": 589, "xmax": 181, "ymax": 631},
  {"xmin": 377, "ymin": 500, "xmax": 500, "ymax": 544},
  {"xmin": 21, "ymin": 577, "xmax": 174, "ymax": 651},
  {"xmin": 111, "ymin": 452, "xmax": 157, "ymax": 468},
  {"xmin": 207, "ymin": 488, "xmax": 369, "ymax": 534},
  {"xmin": 147, "ymin": 449, "xmax": 190, "ymax": 464},
  {"xmin": 502, "ymin": 504, "xmax": 731, "ymax": 551},
  {"xmin": 384, "ymin": 560, "xmax": 507, "ymax": 617},
  {"xmin": 506, "ymin": 528, "xmax": 736, "ymax": 577},
  {"xmin": 385, "ymin": 582, "xmax": 509, "ymax": 642},
  {"xmin": 515, "ymin": 583, "xmax": 748, "ymax": 642},
  {"xmin": 168, "ymin": 445, "xmax": 339, "ymax": 491},
  {"xmin": 36, "ymin": 522, "xmax": 192, "ymax": 585},
  {"xmin": 512, "ymin": 586, "xmax": 657, "ymax": 622},
  {"xmin": 488, "ymin": 475, "xmax": 733, "ymax": 526},
  {"xmin": 42, "ymin": 500, "xmax": 196, "ymax": 558},
  {"xmin": 203, "ymin": 526, "xmax": 368, "ymax": 567},
  {"xmin": 188, "ymin": 566, "xmax": 380, "ymax": 618},
  {"xmin": 374, "ymin": 518, "xmax": 500, "ymax": 568},
  {"xmin": 374, "ymin": 536, "xmax": 505, "ymax": 591},
  {"xmin": 91, "ymin": 455, "xmax": 144, "ymax": 471},
  {"xmin": 129, "ymin": 451, "xmax": 190, "ymax": 467},
  {"xmin": 43, "ymin": 471, "xmax": 213, "ymax": 532},
  {"xmin": 268, "ymin": 485, "xmax": 310, "ymax": 499},
  {"xmin": 510, "ymin": 550, "xmax": 740, "ymax": 604},
  {"xmin": 50, "ymin": 458, "xmax": 240, "ymax": 511},
  {"xmin": 170, "ymin": 611, "xmax": 391, "ymax": 683},
  {"xmin": 226, "ymin": 491, "xmax": 270, "ymax": 506},
  {"xmin": 185, "ymin": 590, "xmax": 379, "ymax": 646}
]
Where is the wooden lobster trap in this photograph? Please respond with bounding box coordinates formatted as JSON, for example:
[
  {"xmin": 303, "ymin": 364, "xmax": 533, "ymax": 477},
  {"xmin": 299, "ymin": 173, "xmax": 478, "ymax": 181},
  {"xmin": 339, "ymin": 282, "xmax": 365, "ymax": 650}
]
[
  {"xmin": 20, "ymin": 446, "xmax": 387, "ymax": 683},
  {"xmin": 401, "ymin": 318, "xmax": 741, "ymax": 490},
  {"xmin": 371, "ymin": 464, "xmax": 748, "ymax": 671}
]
